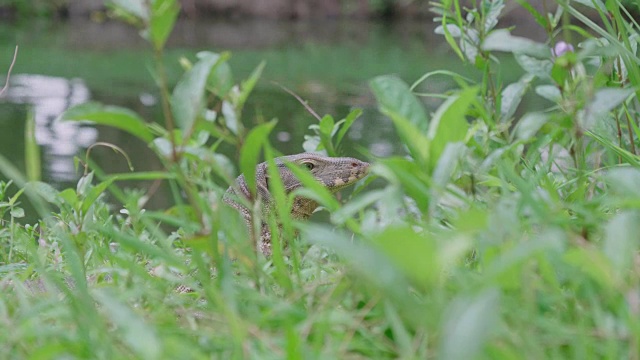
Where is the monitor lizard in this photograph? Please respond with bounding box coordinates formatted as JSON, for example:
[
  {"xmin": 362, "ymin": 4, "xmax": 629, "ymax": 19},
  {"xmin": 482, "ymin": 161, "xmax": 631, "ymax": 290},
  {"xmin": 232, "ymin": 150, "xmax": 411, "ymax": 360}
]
[
  {"xmin": 223, "ymin": 152, "xmax": 370, "ymax": 256},
  {"xmin": 10, "ymin": 153, "xmax": 369, "ymax": 293}
]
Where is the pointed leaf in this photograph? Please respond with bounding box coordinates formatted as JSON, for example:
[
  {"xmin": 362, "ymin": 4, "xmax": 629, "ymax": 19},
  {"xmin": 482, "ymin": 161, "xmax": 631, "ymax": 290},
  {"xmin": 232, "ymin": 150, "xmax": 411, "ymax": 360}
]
[
  {"xmin": 207, "ymin": 59, "xmax": 234, "ymax": 99},
  {"xmin": 514, "ymin": 112, "xmax": 549, "ymax": 141},
  {"xmin": 107, "ymin": 0, "xmax": 148, "ymax": 21},
  {"xmin": 236, "ymin": 61, "xmax": 265, "ymax": 111},
  {"xmin": 239, "ymin": 120, "xmax": 277, "ymax": 197},
  {"xmin": 535, "ymin": 85, "xmax": 562, "ymax": 103},
  {"xmin": 82, "ymin": 178, "xmax": 116, "ymax": 213},
  {"xmin": 578, "ymin": 87, "xmax": 634, "ymax": 129},
  {"xmin": 428, "ymin": 87, "xmax": 477, "ymax": 171},
  {"xmin": 171, "ymin": 52, "xmax": 227, "ymax": 133},
  {"xmin": 440, "ymin": 289, "xmax": 501, "ymax": 360},
  {"xmin": 149, "ymin": 0, "xmax": 179, "ymax": 50},
  {"xmin": 371, "ymin": 225, "xmax": 438, "ymax": 287},
  {"xmin": 93, "ymin": 290, "xmax": 161, "ymax": 359},
  {"xmin": 61, "ymin": 102, "xmax": 154, "ymax": 143},
  {"xmin": 500, "ymin": 74, "xmax": 534, "ymax": 123},
  {"xmin": 370, "ymin": 75, "xmax": 429, "ymax": 131},
  {"xmin": 371, "ymin": 76, "xmax": 430, "ymax": 163},
  {"xmin": 515, "ymin": 54, "xmax": 552, "ymax": 79},
  {"xmin": 335, "ymin": 108, "xmax": 362, "ymax": 147},
  {"xmin": 605, "ymin": 168, "xmax": 640, "ymax": 198},
  {"xmin": 604, "ymin": 211, "xmax": 640, "ymax": 278},
  {"xmin": 482, "ymin": 29, "xmax": 551, "ymax": 58},
  {"xmin": 301, "ymin": 224, "xmax": 412, "ymax": 297}
]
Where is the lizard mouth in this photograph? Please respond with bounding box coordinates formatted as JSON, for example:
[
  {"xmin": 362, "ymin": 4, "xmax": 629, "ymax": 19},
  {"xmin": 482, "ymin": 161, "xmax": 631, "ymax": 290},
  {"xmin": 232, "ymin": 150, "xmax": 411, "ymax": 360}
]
[
  {"xmin": 326, "ymin": 159, "xmax": 370, "ymax": 191},
  {"xmin": 348, "ymin": 159, "xmax": 370, "ymax": 180}
]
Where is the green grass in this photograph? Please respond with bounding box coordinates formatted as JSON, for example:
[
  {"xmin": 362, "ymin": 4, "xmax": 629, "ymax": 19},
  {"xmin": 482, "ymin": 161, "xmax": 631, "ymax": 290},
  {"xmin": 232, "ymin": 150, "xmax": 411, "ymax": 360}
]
[{"xmin": 2, "ymin": 0, "xmax": 640, "ymax": 358}]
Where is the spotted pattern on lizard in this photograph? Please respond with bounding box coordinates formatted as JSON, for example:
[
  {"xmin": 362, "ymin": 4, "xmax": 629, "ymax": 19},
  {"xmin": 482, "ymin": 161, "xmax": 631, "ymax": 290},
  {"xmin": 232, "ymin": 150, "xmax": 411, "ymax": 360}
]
[{"xmin": 223, "ymin": 153, "xmax": 370, "ymax": 256}]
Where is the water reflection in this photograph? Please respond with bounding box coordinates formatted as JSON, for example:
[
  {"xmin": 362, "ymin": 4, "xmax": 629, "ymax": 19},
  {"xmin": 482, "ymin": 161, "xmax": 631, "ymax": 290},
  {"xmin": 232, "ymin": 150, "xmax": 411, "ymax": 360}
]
[{"xmin": 3, "ymin": 74, "xmax": 98, "ymax": 182}]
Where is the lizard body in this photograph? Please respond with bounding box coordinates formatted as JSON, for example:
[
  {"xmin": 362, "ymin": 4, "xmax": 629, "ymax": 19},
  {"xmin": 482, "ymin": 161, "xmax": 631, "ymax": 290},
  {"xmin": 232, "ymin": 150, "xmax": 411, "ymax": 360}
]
[{"xmin": 223, "ymin": 153, "xmax": 369, "ymax": 255}]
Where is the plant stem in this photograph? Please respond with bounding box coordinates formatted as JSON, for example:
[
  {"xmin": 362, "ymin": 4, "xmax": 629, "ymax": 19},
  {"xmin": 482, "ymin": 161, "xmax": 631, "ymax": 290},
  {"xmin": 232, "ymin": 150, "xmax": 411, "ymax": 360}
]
[{"xmin": 154, "ymin": 48, "xmax": 179, "ymax": 162}]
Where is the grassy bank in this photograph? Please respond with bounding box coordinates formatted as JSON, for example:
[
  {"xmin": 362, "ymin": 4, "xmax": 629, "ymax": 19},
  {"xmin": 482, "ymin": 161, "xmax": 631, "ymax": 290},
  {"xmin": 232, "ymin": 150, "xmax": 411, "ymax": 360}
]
[{"xmin": 2, "ymin": 0, "xmax": 640, "ymax": 358}]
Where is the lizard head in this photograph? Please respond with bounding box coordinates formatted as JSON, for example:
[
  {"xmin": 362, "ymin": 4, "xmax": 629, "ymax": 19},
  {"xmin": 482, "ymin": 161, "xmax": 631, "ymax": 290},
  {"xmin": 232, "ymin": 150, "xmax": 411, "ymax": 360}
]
[
  {"xmin": 281, "ymin": 153, "xmax": 369, "ymax": 193},
  {"xmin": 257, "ymin": 153, "xmax": 370, "ymax": 195}
]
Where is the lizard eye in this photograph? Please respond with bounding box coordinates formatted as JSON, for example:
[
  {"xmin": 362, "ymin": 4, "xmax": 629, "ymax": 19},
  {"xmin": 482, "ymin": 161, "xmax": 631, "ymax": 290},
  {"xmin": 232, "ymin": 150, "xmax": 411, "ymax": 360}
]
[{"xmin": 303, "ymin": 162, "xmax": 315, "ymax": 170}]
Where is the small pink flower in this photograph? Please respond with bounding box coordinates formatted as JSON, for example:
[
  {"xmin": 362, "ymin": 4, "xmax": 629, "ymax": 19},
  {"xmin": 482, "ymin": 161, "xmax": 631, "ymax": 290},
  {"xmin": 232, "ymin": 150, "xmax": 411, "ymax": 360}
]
[{"xmin": 552, "ymin": 41, "xmax": 574, "ymax": 57}]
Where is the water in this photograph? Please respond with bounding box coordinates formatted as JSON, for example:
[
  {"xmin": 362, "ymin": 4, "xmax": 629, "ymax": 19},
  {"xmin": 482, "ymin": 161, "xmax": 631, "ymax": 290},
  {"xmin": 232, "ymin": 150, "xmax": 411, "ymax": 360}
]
[{"xmin": 0, "ymin": 18, "xmax": 456, "ymax": 214}]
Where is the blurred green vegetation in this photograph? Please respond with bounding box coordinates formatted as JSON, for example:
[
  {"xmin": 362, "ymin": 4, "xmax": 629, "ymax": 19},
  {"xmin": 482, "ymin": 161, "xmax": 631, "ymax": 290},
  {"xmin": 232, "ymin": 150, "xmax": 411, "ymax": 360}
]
[{"xmin": 2, "ymin": 0, "xmax": 640, "ymax": 358}]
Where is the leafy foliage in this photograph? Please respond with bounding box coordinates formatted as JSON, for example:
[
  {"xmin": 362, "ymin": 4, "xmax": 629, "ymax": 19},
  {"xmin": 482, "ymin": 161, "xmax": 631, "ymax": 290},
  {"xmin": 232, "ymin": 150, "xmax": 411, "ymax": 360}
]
[{"xmin": 2, "ymin": 0, "xmax": 640, "ymax": 358}]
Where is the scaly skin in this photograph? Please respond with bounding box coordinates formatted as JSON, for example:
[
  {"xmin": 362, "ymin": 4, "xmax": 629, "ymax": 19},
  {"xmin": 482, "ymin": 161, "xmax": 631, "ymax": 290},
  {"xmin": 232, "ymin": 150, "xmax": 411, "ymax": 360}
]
[{"xmin": 223, "ymin": 153, "xmax": 370, "ymax": 256}]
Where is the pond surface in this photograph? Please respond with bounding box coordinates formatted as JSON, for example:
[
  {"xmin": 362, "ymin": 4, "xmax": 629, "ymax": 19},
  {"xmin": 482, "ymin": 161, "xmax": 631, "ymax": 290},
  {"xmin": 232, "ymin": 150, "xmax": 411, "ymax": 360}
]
[{"xmin": 0, "ymin": 18, "xmax": 471, "ymax": 213}]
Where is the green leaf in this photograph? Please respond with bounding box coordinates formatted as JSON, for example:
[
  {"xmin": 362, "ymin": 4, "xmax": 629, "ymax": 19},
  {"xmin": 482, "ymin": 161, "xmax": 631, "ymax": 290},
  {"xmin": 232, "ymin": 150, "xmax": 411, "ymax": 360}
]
[
  {"xmin": 605, "ymin": 168, "xmax": 640, "ymax": 198},
  {"xmin": 604, "ymin": 211, "xmax": 640, "ymax": 279},
  {"xmin": 93, "ymin": 290, "xmax": 161, "ymax": 359},
  {"xmin": 578, "ymin": 87, "xmax": 635, "ymax": 129},
  {"xmin": 0, "ymin": 154, "xmax": 49, "ymax": 218},
  {"xmin": 331, "ymin": 188, "xmax": 388, "ymax": 225},
  {"xmin": 58, "ymin": 188, "xmax": 79, "ymax": 208},
  {"xmin": 335, "ymin": 108, "xmax": 362, "ymax": 148},
  {"xmin": 535, "ymin": 85, "xmax": 562, "ymax": 103},
  {"xmin": 76, "ymin": 172, "xmax": 94, "ymax": 196},
  {"xmin": 388, "ymin": 114, "xmax": 430, "ymax": 164},
  {"xmin": 152, "ymin": 137, "xmax": 173, "ymax": 158},
  {"xmin": 239, "ymin": 120, "xmax": 276, "ymax": 197},
  {"xmin": 103, "ymin": 171, "xmax": 176, "ymax": 182},
  {"xmin": 514, "ymin": 54, "xmax": 552, "ymax": 79},
  {"xmin": 25, "ymin": 108, "xmax": 40, "ymax": 182},
  {"xmin": 149, "ymin": 0, "xmax": 180, "ymax": 50},
  {"xmin": 512, "ymin": 0, "xmax": 550, "ymax": 30},
  {"xmin": 10, "ymin": 207, "xmax": 24, "ymax": 218},
  {"xmin": 26, "ymin": 181, "xmax": 60, "ymax": 205},
  {"xmin": 514, "ymin": 112, "xmax": 549, "ymax": 141},
  {"xmin": 370, "ymin": 75, "xmax": 429, "ymax": 131},
  {"xmin": 301, "ymin": 224, "xmax": 412, "ymax": 298},
  {"xmin": 8, "ymin": 187, "xmax": 24, "ymax": 206},
  {"xmin": 318, "ymin": 115, "xmax": 336, "ymax": 156},
  {"xmin": 371, "ymin": 225, "xmax": 438, "ymax": 287},
  {"xmin": 550, "ymin": 61, "xmax": 570, "ymax": 86},
  {"xmin": 573, "ymin": 0, "xmax": 607, "ymax": 12},
  {"xmin": 482, "ymin": 0, "xmax": 505, "ymax": 32},
  {"xmin": 96, "ymin": 225, "xmax": 185, "ymax": 267},
  {"xmin": 500, "ymin": 74, "xmax": 534, "ymax": 123},
  {"xmin": 263, "ymin": 146, "xmax": 295, "ymax": 280},
  {"xmin": 428, "ymin": 86, "xmax": 477, "ymax": 171},
  {"xmin": 61, "ymin": 102, "xmax": 154, "ymax": 143},
  {"xmin": 481, "ymin": 29, "xmax": 551, "ymax": 58},
  {"xmin": 432, "ymin": 142, "xmax": 465, "ymax": 190},
  {"xmin": 82, "ymin": 178, "xmax": 116, "ymax": 214},
  {"xmin": 370, "ymin": 76, "xmax": 430, "ymax": 164},
  {"xmin": 410, "ymin": 70, "xmax": 474, "ymax": 92},
  {"xmin": 171, "ymin": 52, "xmax": 227, "ymax": 134},
  {"xmin": 439, "ymin": 18, "xmax": 465, "ymax": 61},
  {"xmin": 564, "ymin": 247, "xmax": 616, "ymax": 289},
  {"xmin": 221, "ymin": 101, "xmax": 241, "ymax": 135},
  {"xmin": 375, "ymin": 157, "xmax": 431, "ymax": 211},
  {"xmin": 207, "ymin": 56, "xmax": 235, "ymax": 99},
  {"xmin": 439, "ymin": 289, "xmax": 501, "ymax": 360},
  {"xmin": 484, "ymin": 228, "xmax": 565, "ymax": 288},
  {"xmin": 236, "ymin": 61, "xmax": 266, "ymax": 111},
  {"xmin": 588, "ymin": 131, "xmax": 640, "ymax": 167},
  {"xmin": 107, "ymin": 0, "xmax": 148, "ymax": 21}
]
